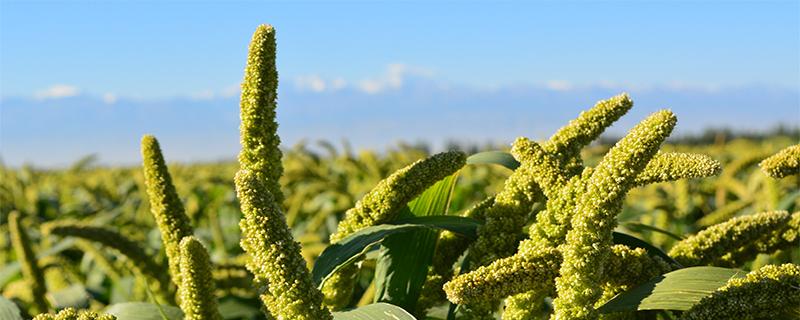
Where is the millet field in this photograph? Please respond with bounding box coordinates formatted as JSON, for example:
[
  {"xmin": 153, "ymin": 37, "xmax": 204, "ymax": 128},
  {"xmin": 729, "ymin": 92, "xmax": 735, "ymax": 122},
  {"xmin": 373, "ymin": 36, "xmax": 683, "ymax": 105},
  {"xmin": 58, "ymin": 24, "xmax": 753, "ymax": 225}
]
[{"xmin": 1, "ymin": 25, "xmax": 799, "ymax": 320}]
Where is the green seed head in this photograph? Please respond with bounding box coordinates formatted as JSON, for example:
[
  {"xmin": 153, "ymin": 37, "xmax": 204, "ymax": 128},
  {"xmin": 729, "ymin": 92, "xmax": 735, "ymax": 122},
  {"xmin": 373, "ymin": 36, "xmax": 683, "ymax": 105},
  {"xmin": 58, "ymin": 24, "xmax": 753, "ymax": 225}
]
[
  {"xmin": 669, "ymin": 210, "xmax": 792, "ymax": 267},
  {"xmin": 634, "ymin": 152, "xmax": 722, "ymax": 186},
  {"xmin": 239, "ymin": 24, "xmax": 285, "ymax": 204},
  {"xmin": 141, "ymin": 134, "xmax": 194, "ymax": 287},
  {"xmin": 330, "ymin": 150, "xmax": 466, "ymax": 242},
  {"xmin": 32, "ymin": 308, "xmax": 116, "ymax": 320},
  {"xmin": 543, "ymin": 93, "xmax": 633, "ymax": 168},
  {"xmin": 178, "ymin": 236, "xmax": 223, "ymax": 320},
  {"xmin": 235, "ymin": 169, "xmax": 332, "ymax": 320},
  {"xmin": 759, "ymin": 144, "xmax": 800, "ymax": 178}
]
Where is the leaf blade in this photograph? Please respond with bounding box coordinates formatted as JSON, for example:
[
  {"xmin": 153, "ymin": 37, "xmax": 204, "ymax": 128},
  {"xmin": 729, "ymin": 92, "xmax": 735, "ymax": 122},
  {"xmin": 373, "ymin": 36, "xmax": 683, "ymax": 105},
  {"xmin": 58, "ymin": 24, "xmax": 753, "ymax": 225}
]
[{"xmin": 598, "ymin": 266, "xmax": 746, "ymax": 313}]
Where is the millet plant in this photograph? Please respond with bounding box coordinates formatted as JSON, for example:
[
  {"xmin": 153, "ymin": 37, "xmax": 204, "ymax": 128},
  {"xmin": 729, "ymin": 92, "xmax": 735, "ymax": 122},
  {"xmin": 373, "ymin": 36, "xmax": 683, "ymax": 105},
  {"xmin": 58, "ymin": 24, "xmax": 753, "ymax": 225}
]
[{"xmin": 1, "ymin": 23, "xmax": 798, "ymax": 320}]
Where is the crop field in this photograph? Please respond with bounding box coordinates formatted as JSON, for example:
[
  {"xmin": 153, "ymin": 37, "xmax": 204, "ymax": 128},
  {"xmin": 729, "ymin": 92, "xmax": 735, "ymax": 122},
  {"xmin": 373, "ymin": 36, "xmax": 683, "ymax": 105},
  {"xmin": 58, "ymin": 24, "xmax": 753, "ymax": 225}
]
[{"xmin": 1, "ymin": 25, "xmax": 798, "ymax": 320}]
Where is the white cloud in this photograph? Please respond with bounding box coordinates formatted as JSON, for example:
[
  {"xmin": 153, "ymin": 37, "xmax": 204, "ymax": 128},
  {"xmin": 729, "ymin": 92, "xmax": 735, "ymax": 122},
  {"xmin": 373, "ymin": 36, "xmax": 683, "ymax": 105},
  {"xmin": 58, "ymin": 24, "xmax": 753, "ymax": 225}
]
[
  {"xmin": 544, "ymin": 80, "xmax": 573, "ymax": 92},
  {"xmin": 294, "ymin": 75, "xmax": 348, "ymax": 93},
  {"xmin": 34, "ymin": 84, "xmax": 80, "ymax": 100},
  {"xmin": 357, "ymin": 63, "xmax": 433, "ymax": 94},
  {"xmin": 102, "ymin": 93, "xmax": 118, "ymax": 104},
  {"xmin": 295, "ymin": 75, "xmax": 328, "ymax": 92},
  {"xmin": 189, "ymin": 90, "xmax": 215, "ymax": 100},
  {"xmin": 221, "ymin": 84, "xmax": 240, "ymax": 98}
]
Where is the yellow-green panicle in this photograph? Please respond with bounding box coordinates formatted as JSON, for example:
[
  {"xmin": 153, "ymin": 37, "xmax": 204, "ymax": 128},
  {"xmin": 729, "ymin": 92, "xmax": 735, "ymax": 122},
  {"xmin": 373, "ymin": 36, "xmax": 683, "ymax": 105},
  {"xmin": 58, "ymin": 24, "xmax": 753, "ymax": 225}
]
[
  {"xmin": 178, "ymin": 236, "xmax": 223, "ymax": 320},
  {"xmin": 141, "ymin": 135, "xmax": 194, "ymax": 287},
  {"xmin": 759, "ymin": 144, "xmax": 800, "ymax": 178},
  {"xmin": 235, "ymin": 169, "xmax": 332, "ymax": 320},
  {"xmin": 239, "ymin": 24, "xmax": 285, "ymax": 205},
  {"xmin": 553, "ymin": 110, "xmax": 676, "ymax": 320},
  {"xmin": 669, "ymin": 211, "xmax": 792, "ymax": 267},
  {"xmin": 32, "ymin": 308, "xmax": 116, "ymax": 320}
]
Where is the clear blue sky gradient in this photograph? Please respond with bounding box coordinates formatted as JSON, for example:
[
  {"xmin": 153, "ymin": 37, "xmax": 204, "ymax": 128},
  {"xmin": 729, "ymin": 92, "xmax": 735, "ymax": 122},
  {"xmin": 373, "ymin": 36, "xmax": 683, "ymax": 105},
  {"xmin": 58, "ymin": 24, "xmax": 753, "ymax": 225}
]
[
  {"xmin": 1, "ymin": 1, "xmax": 799, "ymax": 166},
  {"xmin": 3, "ymin": 1, "xmax": 798, "ymax": 96}
]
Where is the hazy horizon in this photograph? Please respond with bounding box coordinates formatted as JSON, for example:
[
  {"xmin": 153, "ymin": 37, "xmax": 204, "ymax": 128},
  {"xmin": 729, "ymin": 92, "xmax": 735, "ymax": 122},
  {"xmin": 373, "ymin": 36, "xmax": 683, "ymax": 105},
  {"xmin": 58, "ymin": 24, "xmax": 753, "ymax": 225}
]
[{"xmin": 2, "ymin": 1, "xmax": 798, "ymax": 167}]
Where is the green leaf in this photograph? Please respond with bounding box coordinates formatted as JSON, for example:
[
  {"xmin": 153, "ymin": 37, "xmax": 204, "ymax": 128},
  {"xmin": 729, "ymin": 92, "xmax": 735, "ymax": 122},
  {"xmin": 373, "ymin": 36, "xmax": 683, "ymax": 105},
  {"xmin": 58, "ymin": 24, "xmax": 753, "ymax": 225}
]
[
  {"xmin": 312, "ymin": 215, "xmax": 481, "ymax": 287},
  {"xmin": 598, "ymin": 266, "xmax": 746, "ymax": 313},
  {"xmin": 620, "ymin": 222, "xmax": 684, "ymax": 240},
  {"xmin": 48, "ymin": 284, "xmax": 91, "ymax": 309},
  {"xmin": 332, "ymin": 302, "xmax": 416, "ymax": 320},
  {"xmin": 105, "ymin": 302, "xmax": 184, "ymax": 320},
  {"xmin": 373, "ymin": 174, "xmax": 459, "ymax": 311},
  {"xmin": 466, "ymin": 151, "xmax": 519, "ymax": 170},
  {"xmin": 612, "ymin": 231, "xmax": 681, "ymax": 267},
  {"xmin": 217, "ymin": 297, "xmax": 262, "ymax": 320},
  {"xmin": 0, "ymin": 296, "xmax": 23, "ymax": 320},
  {"xmin": 778, "ymin": 189, "xmax": 800, "ymax": 211}
]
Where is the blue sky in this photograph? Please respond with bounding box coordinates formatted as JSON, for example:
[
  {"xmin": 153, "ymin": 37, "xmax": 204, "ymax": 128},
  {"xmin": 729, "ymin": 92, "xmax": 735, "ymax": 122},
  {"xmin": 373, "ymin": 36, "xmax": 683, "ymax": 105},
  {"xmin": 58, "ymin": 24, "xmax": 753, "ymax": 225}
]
[{"xmin": 1, "ymin": 1, "xmax": 799, "ymax": 166}]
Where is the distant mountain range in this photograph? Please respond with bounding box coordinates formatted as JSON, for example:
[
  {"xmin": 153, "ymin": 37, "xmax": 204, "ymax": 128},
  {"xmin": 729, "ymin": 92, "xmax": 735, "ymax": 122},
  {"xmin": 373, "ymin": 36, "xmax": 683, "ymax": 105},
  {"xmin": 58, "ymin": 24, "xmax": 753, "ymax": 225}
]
[{"xmin": 2, "ymin": 78, "xmax": 798, "ymax": 167}]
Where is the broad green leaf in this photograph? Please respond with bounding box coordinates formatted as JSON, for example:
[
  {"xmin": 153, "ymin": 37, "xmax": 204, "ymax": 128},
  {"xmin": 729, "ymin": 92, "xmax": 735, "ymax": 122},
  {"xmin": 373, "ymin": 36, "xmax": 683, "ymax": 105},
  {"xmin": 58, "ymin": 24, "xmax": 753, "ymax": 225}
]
[
  {"xmin": 48, "ymin": 284, "xmax": 91, "ymax": 309},
  {"xmin": 332, "ymin": 302, "xmax": 416, "ymax": 320},
  {"xmin": 466, "ymin": 151, "xmax": 519, "ymax": 170},
  {"xmin": 311, "ymin": 215, "xmax": 481, "ymax": 287},
  {"xmin": 0, "ymin": 296, "xmax": 23, "ymax": 320},
  {"xmin": 620, "ymin": 222, "xmax": 684, "ymax": 240},
  {"xmin": 598, "ymin": 266, "xmax": 746, "ymax": 313},
  {"xmin": 612, "ymin": 231, "xmax": 680, "ymax": 267},
  {"xmin": 374, "ymin": 174, "xmax": 459, "ymax": 311},
  {"xmin": 105, "ymin": 302, "xmax": 184, "ymax": 320}
]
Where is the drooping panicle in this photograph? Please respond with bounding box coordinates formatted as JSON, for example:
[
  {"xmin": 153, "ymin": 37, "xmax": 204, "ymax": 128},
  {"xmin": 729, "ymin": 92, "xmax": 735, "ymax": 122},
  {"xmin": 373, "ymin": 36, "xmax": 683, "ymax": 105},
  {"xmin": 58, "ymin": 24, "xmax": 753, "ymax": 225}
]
[
  {"xmin": 141, "ymin": 134, "xmax": 194, "ymax": 287},
  {"xmin": 239, "ymin": 24, "xmax": 285, "ymax": 204},
  {"xmin": 32, "ymin": 308, "xmax": 116, "ymax": 320},
  {"xmin": 669, "ymin": 211, "xmax": 792, "ymax": 267},
  {"xmin": 553, "ymin": 109, "xmax": 677, "ymax": 320},
  {"xmin": 443, "ymin": 245, "xmax": 561, "ymax": 306},
  {"xmin": 42, "ymin": 220, "xmax": 170, "ymax": 298},
  {"xmin": 235, "ymin": 169, "xmax": 332, "ymax": 320},
  {"xmin": 634, "ymin": 152, "xmax": 722, "ymax": 186},
  {"xmin": 8, "ymin": 211, "xmax": 49, "ymax": 314},
  {"xmin": 681, "ymin": 263, "xmax": 800, "ymax": 320},
  {"xmin": 759, "ymin": 144, "xmax": 800, "ymax": 178},
  {"xmin": 178, "ymin": 236, "xmax": 223, "ymax": 320}
]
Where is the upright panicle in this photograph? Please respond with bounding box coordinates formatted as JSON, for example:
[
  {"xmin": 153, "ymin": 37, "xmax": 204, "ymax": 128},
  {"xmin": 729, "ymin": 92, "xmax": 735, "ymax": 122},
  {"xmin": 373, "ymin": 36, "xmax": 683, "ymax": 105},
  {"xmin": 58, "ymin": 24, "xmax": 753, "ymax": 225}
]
[
  {"xmin": 239, "ymin": 24, "xmax": 285, "ymax": 204},
  {"xmin": 178, "ymin": 236, "xmax": 223, "ymax": 320},
  {"xmin": 141, "ymin": 134, "xmax": 194, "ymax": 288},
  {"xmin": 543, "ymin": 93, "xmax": 633, "ymax": 172},
  {"xmin": 235, "ymin": 24, "xmax": 331, "ymax": 320},
  {"xmin": 329, "ymin": 150, "xmax": 466, "ymax": 242},
  {"xmin": 553, "ymin": 110, "xmax": 677, "ymax": 319},
  {"xmin": 235, "ymin": 170, "xmax": 332, "ymax": 319},
  {"xmin": 323, "ymin": 150, "xmax": 466, "ymax": 309}
]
